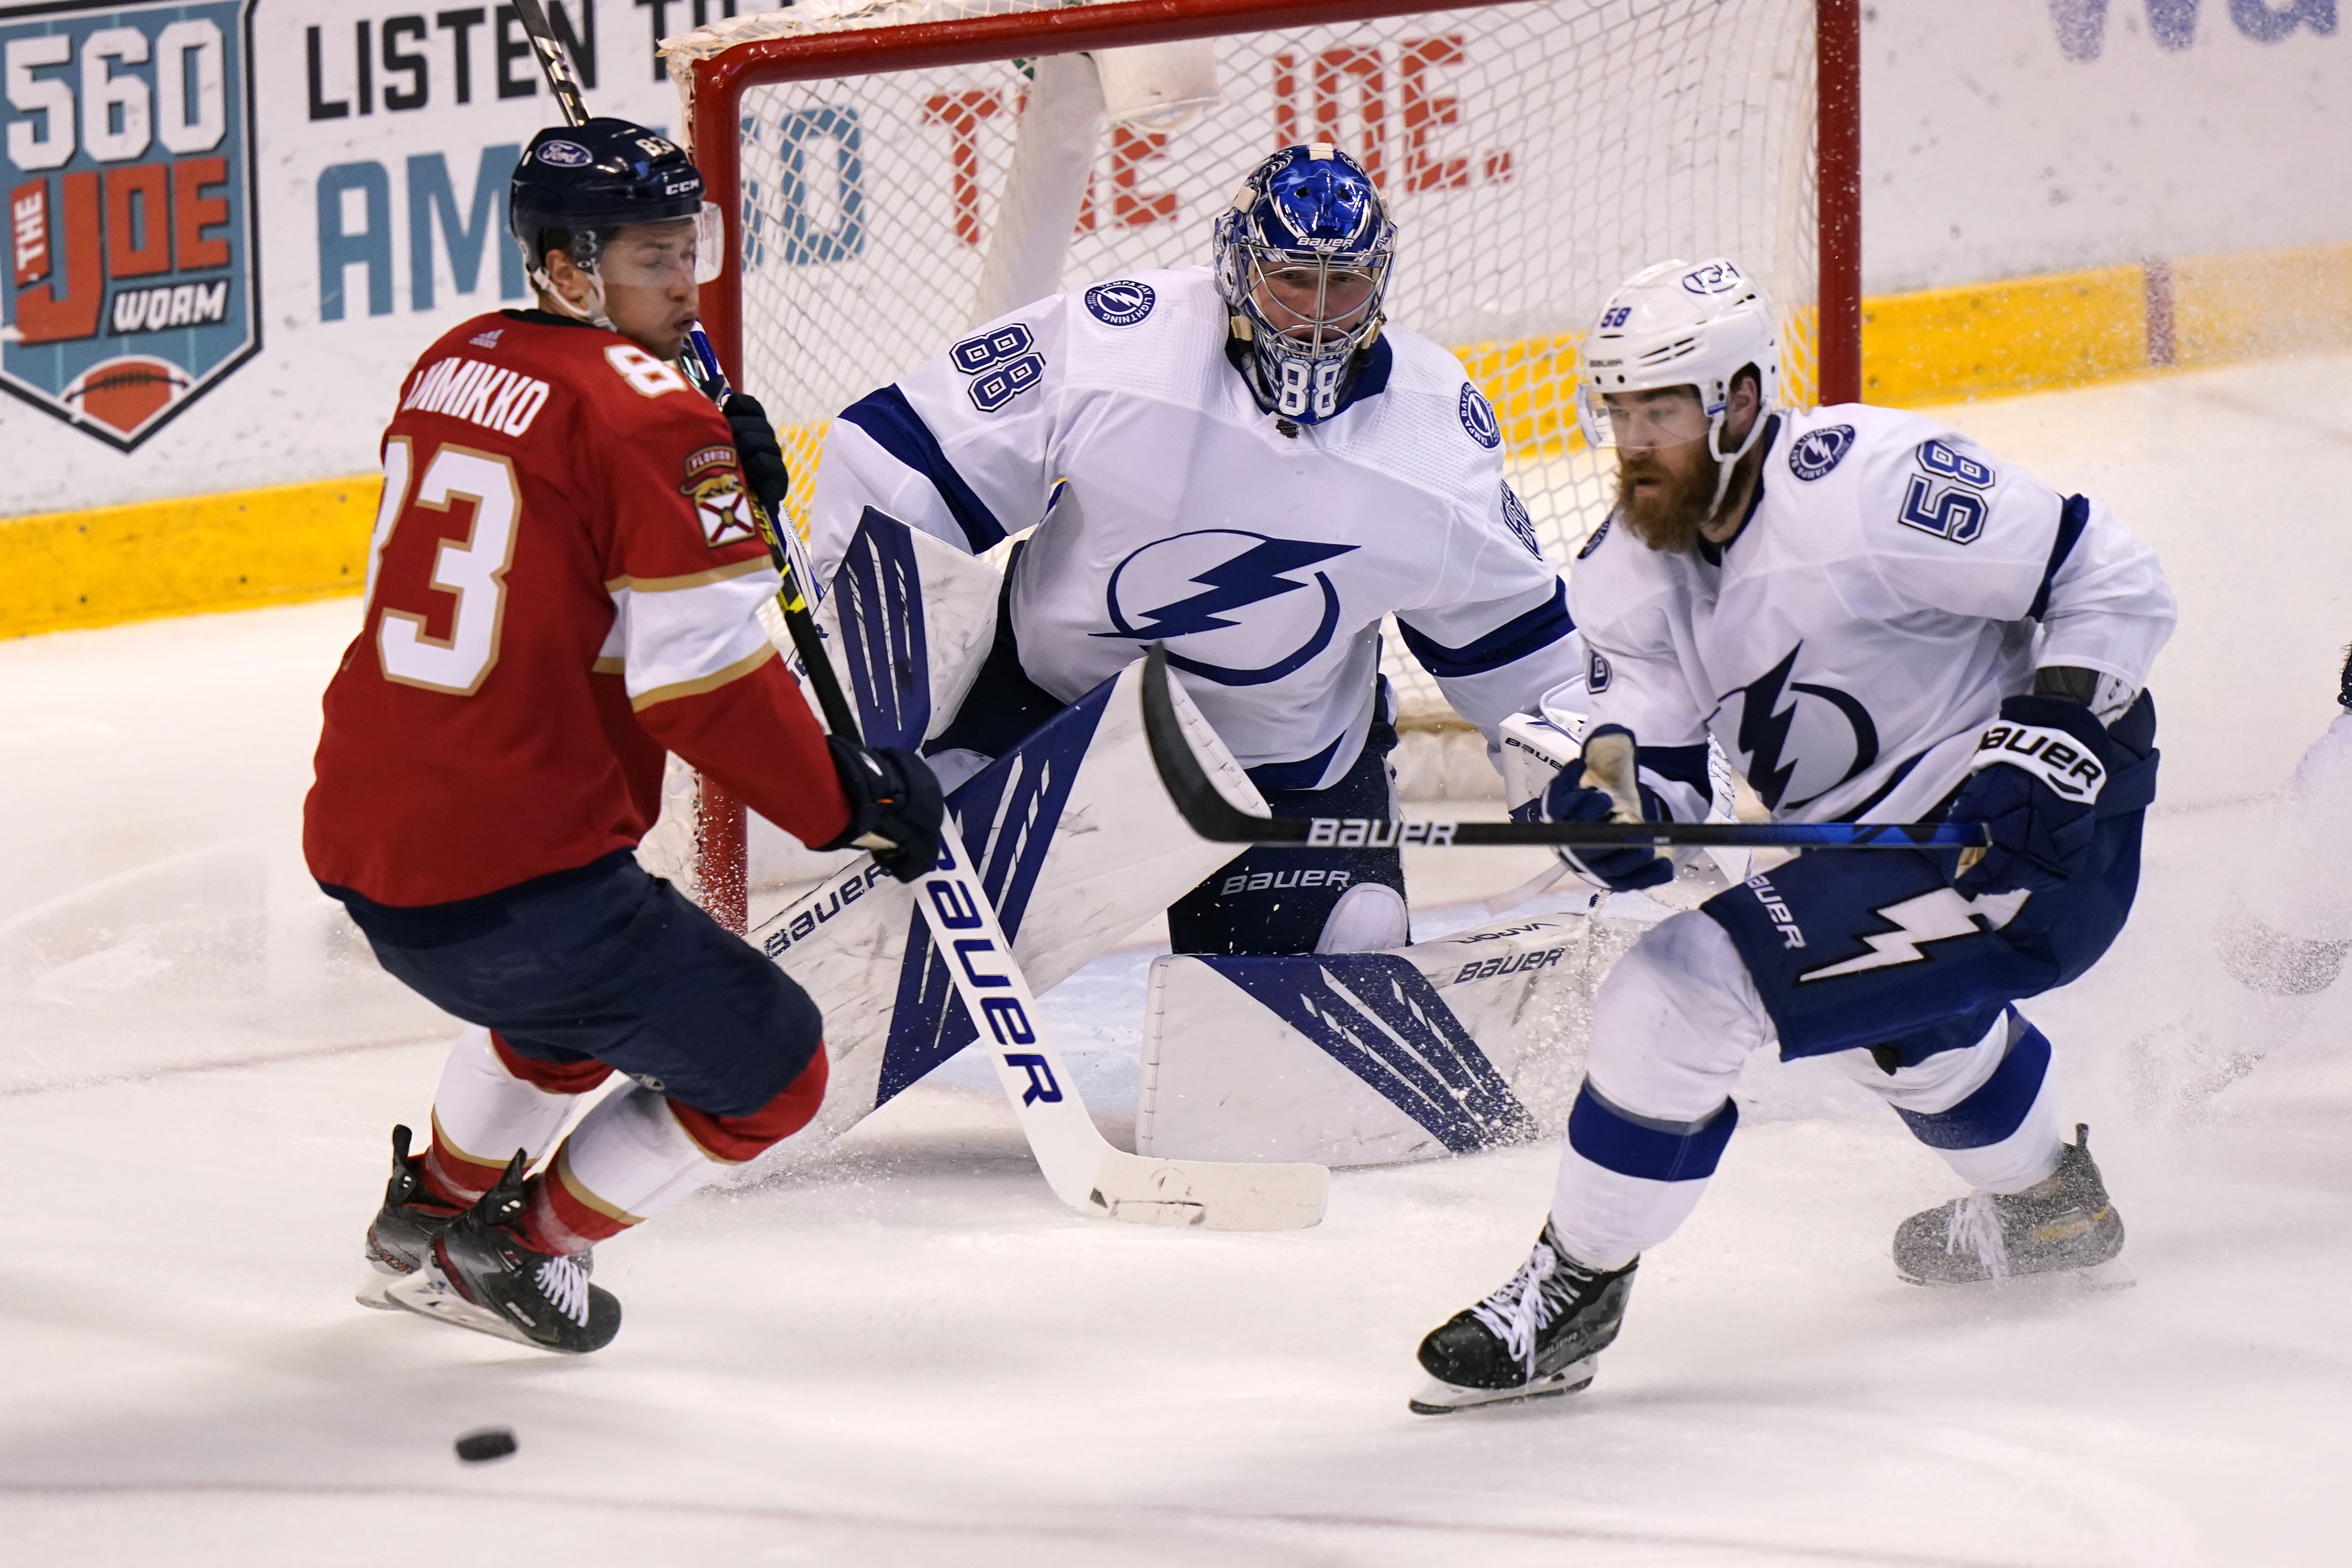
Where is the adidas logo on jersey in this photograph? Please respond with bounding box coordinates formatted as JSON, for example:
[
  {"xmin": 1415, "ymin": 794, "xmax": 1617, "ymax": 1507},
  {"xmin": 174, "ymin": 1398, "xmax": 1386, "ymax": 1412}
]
[{"xmin": 401, "ymin": 356, "xmax": 551, "ymax": 438}]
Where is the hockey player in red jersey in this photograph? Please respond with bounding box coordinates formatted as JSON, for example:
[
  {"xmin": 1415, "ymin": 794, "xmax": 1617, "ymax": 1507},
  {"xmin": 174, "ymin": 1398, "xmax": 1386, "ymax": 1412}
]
[{"xmin": 305, "ymin": 119, "xmax": 943, "ymax": 1353}]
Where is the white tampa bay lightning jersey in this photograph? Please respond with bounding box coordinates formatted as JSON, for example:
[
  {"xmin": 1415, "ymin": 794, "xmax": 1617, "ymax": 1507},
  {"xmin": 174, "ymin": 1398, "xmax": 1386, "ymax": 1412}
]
[
  {"xmin": 1562, "ymin": 404, "xmax": 2176, "ymax": 826},
  {"xmin": 809, "ymin": 267, "xmax": 1581, "ymax": 789}
]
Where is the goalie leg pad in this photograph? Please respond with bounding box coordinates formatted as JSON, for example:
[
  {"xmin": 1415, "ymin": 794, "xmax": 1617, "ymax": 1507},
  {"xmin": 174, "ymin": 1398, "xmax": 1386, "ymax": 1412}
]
[
  {"xmin": 754, "ymin": 659, "xmax": 1265, "ymax": 1153},
  {"xmin": 1138, "ymin": 910, "xmax": 1650, "ymax": 1167},
  {"xmin": 1166, "ymin": 708, "xmax": 1406, "ymax": 957},
  {"xmin": 818, "ymin": 507, "xmax": 1002, "ymax": 749}
]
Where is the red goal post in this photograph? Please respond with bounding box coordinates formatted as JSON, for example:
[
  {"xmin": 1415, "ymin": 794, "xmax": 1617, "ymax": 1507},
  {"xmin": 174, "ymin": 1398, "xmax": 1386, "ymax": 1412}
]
[{"xmin": 661, "ymin": 0, "xmax": 1860, "ymax": 932}]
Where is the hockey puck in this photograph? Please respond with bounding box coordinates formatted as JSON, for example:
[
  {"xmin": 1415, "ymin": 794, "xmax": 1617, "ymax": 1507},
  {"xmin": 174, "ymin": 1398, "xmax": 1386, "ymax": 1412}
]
[{"xmin": 454, "ymin": 1428, "xmax": 517, "ymax": 1463}]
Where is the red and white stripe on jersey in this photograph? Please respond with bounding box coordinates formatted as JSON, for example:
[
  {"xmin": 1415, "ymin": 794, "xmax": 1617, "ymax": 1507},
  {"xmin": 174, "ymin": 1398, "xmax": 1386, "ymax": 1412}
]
[
  {"xmin": 305, "ymin": 312, "xmax": 851, "ymax": 908},
  {"xmin": 599, "ymin": 557, "xmax": 782, "ymax": 710}
]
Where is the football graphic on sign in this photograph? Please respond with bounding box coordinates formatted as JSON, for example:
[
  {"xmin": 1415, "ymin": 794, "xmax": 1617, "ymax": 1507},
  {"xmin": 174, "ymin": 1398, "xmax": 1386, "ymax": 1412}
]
[{"xmin": 2, "ymin": 2, "xmax": 260, "ymax": 450}]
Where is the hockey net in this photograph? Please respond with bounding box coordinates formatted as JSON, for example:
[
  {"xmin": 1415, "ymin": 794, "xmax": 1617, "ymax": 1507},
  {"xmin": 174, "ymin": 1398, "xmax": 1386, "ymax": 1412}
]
[{"xmin": 651, "ymin": 0, "xmax": 1855, "ymax": 922}]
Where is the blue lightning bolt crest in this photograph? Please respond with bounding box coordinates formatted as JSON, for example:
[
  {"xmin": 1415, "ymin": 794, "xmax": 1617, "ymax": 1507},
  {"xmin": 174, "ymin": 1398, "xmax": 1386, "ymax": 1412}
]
[{"xmin": 1098, "ymin": 529, "xmax": 1359, "ymax": 688}]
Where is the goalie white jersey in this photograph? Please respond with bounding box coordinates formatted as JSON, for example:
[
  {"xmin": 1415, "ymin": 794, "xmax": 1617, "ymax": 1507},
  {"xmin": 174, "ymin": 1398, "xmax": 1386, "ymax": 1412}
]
[
  {"xmin": 810, "ymin": 267, "xmax": 1581, "ymax": 789},
  {"xmin": 1563, "ymin": 404, "xmax": 2176, "ymax": 825}
]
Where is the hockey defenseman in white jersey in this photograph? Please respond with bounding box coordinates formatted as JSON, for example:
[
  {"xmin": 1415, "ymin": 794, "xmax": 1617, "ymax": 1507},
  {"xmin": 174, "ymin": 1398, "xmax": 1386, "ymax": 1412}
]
[
  {"xmin": 1410, "ymin": 259, "xmax": 2177, "ymax": 1414},
  {"xmin": 811, "ymin": 143, "xmax": 1582, "ymax": 955}
]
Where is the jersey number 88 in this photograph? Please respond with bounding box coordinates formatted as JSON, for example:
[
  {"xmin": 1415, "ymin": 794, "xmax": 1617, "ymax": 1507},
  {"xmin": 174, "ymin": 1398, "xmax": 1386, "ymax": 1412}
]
[{"xmin": 952, "ymin": 325, "xmax": 1047, "ymax": 414}]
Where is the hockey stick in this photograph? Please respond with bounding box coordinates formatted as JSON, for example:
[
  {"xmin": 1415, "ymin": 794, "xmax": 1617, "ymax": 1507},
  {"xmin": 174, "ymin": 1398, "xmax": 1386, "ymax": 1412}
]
[
  {"xmin": 512, "ymin": 14, "xmax": 1323, "ymax": 1229},
  {"xmin": 510, "ymin": 1, "xmax": 845, "ymax": 725},
  {"xmin": 1140, "ymin": 644, "xmax": 1990, "ymax": 852}
]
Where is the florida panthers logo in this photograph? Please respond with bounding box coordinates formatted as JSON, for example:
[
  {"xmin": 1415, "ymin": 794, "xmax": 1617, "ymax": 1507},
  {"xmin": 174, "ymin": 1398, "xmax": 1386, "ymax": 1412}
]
[
  {"xmin": 1096, "ymin": 529, "xmax": 1359, "ymax": 687},
  {"xmin": 1720, "ymin": 643, "xmax": 1880, "ymax": 811},
  {"xmin": 679, "ymin": 446, "xmax": 759, "ymax": 548}
]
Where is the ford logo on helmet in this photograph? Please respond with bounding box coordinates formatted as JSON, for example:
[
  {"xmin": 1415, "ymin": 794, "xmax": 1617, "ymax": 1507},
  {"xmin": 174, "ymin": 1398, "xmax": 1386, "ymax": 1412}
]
[{"xmin": 537, "ymin": 139, "xmax": 593, "ymax": 168}]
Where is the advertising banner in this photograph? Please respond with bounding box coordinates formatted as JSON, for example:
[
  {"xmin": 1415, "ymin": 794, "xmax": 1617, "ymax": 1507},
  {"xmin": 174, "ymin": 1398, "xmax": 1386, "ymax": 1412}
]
[
  {"xmin": 3, "ymin": 0, "xmax": 689, "ymax": 515},
  {"xmin": 1, "ymin": 1, "xmax": 2348, "ymax": 520}
]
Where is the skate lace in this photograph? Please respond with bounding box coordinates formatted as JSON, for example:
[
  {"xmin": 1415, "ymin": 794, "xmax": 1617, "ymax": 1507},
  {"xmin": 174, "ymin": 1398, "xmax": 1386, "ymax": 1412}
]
[
  {"xmin": 1945, "ymin": 1191, "xmax": 2009, "ymax": 1284},
  {"xmin": 536, "ymin": 1254, "xmax": 592, "ymax": 1327},
  {"xmin": 1467, "ymin": 1244, "xmax": 1583, "ymax": 1376}
]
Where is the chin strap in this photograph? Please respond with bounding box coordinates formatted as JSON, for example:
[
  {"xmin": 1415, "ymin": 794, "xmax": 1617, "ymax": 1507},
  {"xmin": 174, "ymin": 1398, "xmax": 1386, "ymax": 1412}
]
[
  {"xmin": 1703, "ymin": 405, "xmax": 1772, "ymax": 515},
  {"xmin": 530, "ymin": 263, "xmax": 614, "ymax": 332}
]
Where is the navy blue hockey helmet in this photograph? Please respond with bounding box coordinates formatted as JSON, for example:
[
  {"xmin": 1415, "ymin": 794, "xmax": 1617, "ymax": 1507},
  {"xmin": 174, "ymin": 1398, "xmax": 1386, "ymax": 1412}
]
[
  {"xmin": 1213, "ymin": 143, "xmax": 1396, "ymax": 424},
  {"xmin": 510, "ymin": 118, "xmax": 720, "ymax": 285}
]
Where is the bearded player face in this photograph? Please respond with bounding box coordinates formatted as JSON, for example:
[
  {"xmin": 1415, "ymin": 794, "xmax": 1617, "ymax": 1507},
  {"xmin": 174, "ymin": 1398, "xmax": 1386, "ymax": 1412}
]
[{"xmin": 1604, "ymin": 386, "xmax": 1720, "ymax": 553}]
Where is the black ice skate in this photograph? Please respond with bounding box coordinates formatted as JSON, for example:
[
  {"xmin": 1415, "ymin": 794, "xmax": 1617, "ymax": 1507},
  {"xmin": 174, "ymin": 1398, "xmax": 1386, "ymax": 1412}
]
[
  {"xmin": 1893, "ymin": 1123, "xmax": 2132, "ymax": 1288},
  {"xmin": 1410, "ymin": 1221, "xmax": 1637, "ymax": 1415},
  {"xmin": 384, "ymin": 1151, "xmax": 621, "ymax": 1353},
  {"xmin": 356, "ymin": 1124, "xmax": 462, "ymax": 1310}
]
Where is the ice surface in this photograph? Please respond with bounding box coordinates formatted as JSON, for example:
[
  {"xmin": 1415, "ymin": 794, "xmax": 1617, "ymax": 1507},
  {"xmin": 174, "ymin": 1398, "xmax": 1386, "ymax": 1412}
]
[{"xmin": 3, "ymin": 356, "xmax": 2347, "ymax": 1564}]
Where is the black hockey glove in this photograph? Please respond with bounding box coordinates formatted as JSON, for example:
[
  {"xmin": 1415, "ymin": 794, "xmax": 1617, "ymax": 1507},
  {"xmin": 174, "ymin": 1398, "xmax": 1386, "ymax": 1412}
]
[
  {"xmin": 1947, "ymin": 695, "xmax": 2111, "ymax": 896},
  {"xmin": 723, "ymin": 392, "xmax": 791, "ymax": 525},
  {"xmin": 818, "ymin": 735, "xmax": 945, "ymax": 884},
  {"xmin": 1540, "ymin": 731, "xmax": 1674, "ymax": 893}
]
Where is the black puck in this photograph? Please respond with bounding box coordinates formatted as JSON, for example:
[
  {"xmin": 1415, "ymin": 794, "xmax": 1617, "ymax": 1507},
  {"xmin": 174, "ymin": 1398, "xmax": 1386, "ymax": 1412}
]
[{"xmin": 455, "ymin": 1428, "xmax": 517, "ymax": 1463}]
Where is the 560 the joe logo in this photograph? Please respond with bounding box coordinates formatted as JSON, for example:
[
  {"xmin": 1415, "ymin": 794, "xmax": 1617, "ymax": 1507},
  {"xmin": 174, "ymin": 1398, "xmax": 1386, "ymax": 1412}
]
[{"xmin": 4, "ymin": 2, "xmax": 257, "ymax": 449}]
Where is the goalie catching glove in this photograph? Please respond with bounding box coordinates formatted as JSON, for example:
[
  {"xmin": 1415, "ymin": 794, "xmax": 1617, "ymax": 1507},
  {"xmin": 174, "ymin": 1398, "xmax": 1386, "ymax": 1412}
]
[
  {"xmin": 1540, "ymin": 726, "xmax": 1674, "ymax": 893},
  {"xmin": 817, "ymin": 737, "xmax": 945, "ymax": 883},
  {"xmin": 1947, "ymin": 692, "xmax": 2117, "ymax": 896}
]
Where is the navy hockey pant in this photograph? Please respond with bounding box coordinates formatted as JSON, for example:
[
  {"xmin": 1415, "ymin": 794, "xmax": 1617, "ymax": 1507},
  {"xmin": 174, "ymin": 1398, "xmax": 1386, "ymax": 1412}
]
[{"xmin": 326, "ymin": 849, "xmax": 823, "ymax": 1118}]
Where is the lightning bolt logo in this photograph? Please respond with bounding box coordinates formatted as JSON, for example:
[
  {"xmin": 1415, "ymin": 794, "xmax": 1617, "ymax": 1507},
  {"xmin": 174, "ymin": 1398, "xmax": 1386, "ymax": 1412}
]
[
  {"xmin": 1736, "ymin": 646, "xmax": 1804, "ymax": 808},
  {"xmin": 1727, "ymin": 642, "xmax": 1880, "ymax": 810},
  {"xmin": 1797, "ymin": 888, "xmax": 1983, "ymax": 982},
  {"xmin": 1098, "ymin": 530, "xmax": 1360, "ymax": 687}
]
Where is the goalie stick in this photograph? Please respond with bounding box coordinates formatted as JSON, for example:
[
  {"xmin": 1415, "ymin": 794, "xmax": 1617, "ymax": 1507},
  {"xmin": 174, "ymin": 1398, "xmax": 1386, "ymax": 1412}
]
[
  {"xmin": 512, "ymin": 10, "xmax": 1327, "ymax": 1231},
  {"xmin": 1140, "ymin": 644, "xmax": 1991, "ymax": 853}
]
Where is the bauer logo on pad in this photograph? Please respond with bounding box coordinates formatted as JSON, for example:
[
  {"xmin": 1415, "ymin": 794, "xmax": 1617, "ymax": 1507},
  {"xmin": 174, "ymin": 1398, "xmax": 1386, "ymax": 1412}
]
[{"xmin": 1, "ymin": 1, "xmax": 261, "ymax": 451}]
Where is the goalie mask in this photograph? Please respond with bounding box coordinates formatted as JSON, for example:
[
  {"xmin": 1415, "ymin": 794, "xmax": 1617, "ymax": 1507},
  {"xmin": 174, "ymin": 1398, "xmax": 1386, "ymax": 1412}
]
[
  {"xmin": 509, "ymin": 118, "xmax": 725, "ymax": 328},
  {"xmin": 1213, "ymin": 144, "xmax": 1395, "ymax": 425},
  {"xmin": 1576, "ymin": 258, "xmax": 1782, "ymax": 513}
]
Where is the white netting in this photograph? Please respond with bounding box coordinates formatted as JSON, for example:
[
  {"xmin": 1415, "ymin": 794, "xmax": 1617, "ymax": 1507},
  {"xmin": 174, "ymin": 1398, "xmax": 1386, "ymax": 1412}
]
[{"xmin": 672, "ymin": 0, "xmax": 1817, "ymax": 729}]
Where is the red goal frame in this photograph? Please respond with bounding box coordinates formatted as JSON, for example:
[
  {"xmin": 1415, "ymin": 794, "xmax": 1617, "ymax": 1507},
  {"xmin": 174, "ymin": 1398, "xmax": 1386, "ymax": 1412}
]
[{"xmin": 682, "ymin": 0, "xmax": 1863, "ymax": 934}]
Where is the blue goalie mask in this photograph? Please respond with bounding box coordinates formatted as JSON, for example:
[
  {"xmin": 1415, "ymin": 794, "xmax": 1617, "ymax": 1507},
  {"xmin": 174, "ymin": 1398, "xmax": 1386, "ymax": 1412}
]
[{"xmin": 1213, "ymin": 143, "xmax": 1396, "ymax": 424}]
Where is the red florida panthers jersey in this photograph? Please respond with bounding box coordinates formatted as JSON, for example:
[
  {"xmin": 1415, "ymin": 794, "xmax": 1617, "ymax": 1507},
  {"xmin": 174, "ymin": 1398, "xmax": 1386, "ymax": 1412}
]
[{"xmin": 305, "ymin": 311, "xmax": 848, "ymax": 907}]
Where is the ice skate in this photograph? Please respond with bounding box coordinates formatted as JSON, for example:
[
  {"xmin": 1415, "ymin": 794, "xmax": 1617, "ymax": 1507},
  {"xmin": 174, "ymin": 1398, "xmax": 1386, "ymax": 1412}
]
[
  {"xmin": 356, "ymin": 1124, "xmax": 462, "ymax": 1310},
  {"xmin": 358, "ymin": 1124, "xmax": 589, "ymax": 1310},
  {"xmin": 1894, "ymin": 1123, "xmax": 2131, "ymax": 1287},
  {"xmin": 385, "ymin": 1152, "xmax": 621, "ymax": 1353},
  {"xmin": 1410, "ymin": 1221, "xmax": 1637, "ymax": 1415}
]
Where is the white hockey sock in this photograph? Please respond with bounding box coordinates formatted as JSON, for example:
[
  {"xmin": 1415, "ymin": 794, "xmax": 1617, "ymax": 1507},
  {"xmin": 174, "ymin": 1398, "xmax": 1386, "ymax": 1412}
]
[
  {"xmin": 1547, "ymin": 913, "xmax": 1766, "ymax": 1270},
  {"xmin": 1835, "ymin": 1013, "xmax": 2064, "ymax": 1195},
  {"xmin": 424, "ymin": 1025, "xmax": 589, "ymax": 1201},
  {"xmin": 530, "ymin": 1087, "xmax": 727, "ymax": 1254}
]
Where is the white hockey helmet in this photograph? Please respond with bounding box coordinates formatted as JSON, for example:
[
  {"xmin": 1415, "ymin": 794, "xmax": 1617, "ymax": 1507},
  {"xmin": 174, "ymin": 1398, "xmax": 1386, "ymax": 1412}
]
[{"xmin": 1576, "ymin": 258, "xmax": 1781, "ymax": 509}]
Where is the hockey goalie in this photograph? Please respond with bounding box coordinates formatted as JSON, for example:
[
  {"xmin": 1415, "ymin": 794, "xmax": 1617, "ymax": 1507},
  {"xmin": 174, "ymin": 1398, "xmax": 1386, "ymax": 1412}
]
[{"xmin": 741, "ymin": 137, "xmax": 1741, "ymax": 1168}]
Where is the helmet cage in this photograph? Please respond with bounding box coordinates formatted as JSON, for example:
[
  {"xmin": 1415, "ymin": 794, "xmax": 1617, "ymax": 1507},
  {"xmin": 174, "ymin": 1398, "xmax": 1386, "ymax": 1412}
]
[{"xmin": 1213, "ymin": 144, "xmax": 1396, "ymax": 424}]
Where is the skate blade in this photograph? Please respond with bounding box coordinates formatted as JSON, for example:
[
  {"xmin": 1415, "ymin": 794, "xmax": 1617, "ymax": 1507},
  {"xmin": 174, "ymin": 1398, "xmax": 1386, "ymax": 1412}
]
[
  {"xmin": 1895, "ymin": 1252, "xmax": 2138, "ymax": 1290},
  {"xmin": 1407, "ymin": 1357, "xmax": 1596, "ymax": 1416},
  {"xmin": 2074, "ymin": 1254, "xmax": 2137, "ymax": 1290},
  {"xmin": 355, "ymin": 1261, "xmax": 411, "ymax": 1311},
  {"xmin": 382, "ymin": 1266, "xmax": 560, "ymax": 1352}
]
